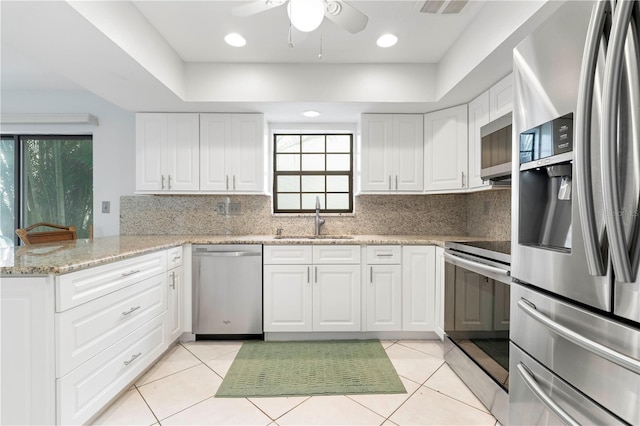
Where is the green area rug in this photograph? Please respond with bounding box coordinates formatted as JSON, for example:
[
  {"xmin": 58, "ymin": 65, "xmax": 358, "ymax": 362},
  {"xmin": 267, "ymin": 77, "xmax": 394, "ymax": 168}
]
[{"xmin": 215, "ymin": 340, "xmax": 406, "ymax": 398}]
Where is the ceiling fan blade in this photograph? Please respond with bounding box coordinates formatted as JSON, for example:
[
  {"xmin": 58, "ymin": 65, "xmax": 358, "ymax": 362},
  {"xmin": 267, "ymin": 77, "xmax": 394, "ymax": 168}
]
[
  {"xmin": 232, "ymin": 0, "xmax": 284, "ymax": 18},
  {"xmin": 324, "ymin": 0, "xmax": 368, "ymax": 34}
]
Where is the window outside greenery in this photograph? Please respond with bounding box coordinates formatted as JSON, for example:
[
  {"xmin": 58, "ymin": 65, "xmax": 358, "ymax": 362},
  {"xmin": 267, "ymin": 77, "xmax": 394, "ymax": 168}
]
[
  {"xmin": 0, "ymin": 135, "xmax": 93, "ymax": 246},
  {"xmin": 273, "ymin": 134, "xmax": 353, "ymax": 213}
]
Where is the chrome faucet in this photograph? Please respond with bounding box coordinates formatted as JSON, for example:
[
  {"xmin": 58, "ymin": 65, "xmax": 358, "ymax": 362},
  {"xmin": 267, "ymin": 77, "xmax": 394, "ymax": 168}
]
[{"xmin": 315, "ymin": 196, "xmax": 325, "ymax": 237}]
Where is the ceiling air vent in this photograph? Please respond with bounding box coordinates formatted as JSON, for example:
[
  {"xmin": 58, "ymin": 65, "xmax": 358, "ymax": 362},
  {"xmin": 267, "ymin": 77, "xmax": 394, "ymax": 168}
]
[{"xmin": 419, "ymin": 0, "xmax": 469, "ymax": 14}]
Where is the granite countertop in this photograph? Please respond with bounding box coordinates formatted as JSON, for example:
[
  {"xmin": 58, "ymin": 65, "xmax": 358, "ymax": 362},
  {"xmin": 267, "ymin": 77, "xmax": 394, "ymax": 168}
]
[{"xmin": 1, "ymin": 234, "xmax": 486, "ymax": 276}]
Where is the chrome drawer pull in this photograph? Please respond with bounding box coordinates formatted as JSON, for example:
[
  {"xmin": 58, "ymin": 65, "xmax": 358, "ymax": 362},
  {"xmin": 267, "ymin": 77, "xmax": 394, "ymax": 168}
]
[
  {"xmin": 516, "ymin": 363, "xmax": 579, "ymax": 426},
  {"xmin": 172, "ymin": 255, "xmax": 181, "ymax": 261},
  {"xmin": 122, "ymin": 306, "xmax": 141, "ymax": 316},
  {"xmin": 376, "ymin": 253, "xmax": 394, "ymax": 257},
  {"xmin": 518, "ymin": 299, "xmax": 640, "ymax": 374},
  {"xmin": 122, "ymin": 270, "xmax": 141, "ymax": 277},
  {"xmin": 123, "ymin": 352, "xmax": 142, "ymax": 366}
]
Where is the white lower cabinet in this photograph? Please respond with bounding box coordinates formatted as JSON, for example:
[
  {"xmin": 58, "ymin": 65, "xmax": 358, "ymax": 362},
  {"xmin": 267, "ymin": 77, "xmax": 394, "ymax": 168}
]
[
  {"xmin": 263, "ymin": 245, "xmax": 361, "ymax": 332},
  {"xmin": 365, "ymin": 246, "xmax": 402, "ymax": 331},
  {"xmin": 402, "ymin": 246, "xmax": 436, "ymax": 331},
  {"xmin": 0, "ymin": 247, "xmax": 184, "ymax": 426}
]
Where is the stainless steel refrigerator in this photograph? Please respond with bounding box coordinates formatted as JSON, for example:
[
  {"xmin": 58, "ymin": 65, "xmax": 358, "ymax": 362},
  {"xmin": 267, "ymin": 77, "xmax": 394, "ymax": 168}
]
[{"xmin": 510, "ymin": 1, "xmax": 640, "ymax": 424}]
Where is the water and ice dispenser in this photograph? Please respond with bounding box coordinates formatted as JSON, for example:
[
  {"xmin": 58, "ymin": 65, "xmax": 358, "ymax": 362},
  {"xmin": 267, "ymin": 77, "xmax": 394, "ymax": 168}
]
[{"xmin": 518, "ymin": 113, "xmax": 574, "ymax": 252}]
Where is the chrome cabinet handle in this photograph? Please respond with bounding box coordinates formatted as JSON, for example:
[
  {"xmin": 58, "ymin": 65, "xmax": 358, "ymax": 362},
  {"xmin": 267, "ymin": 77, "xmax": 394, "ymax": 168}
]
[
  {"xmin": 307, "ymin": 266, "xmax": 310, "ymax": 284},
  {"xmin": 170, "ymin": 271, "xmax": 176, "ymax": 289},
  {"xmin": 172, "ymin": 255, "xmax": 181, "ymax": 261},
  {"xmin": 518, "ymin": 298, "xmax": 640, "ymax": 374},
  {"xmin": 516, "ymin": 363, "xmax": 580, "ymax": 426},
  {"xmin": 226, "ymin": 175, "xmax": 229, "ymax": 190},
  {"xmin": 123, "ymin": 352, "xmax": 142, "ymax": 366},
  {"xmin": 444, "ymin": 252, "xmax": 510, "ymax": 277},
  {"xmin": 161, "ymin": 175, "xmax": 165, "ymax": 190},
  {"xmin": 461, "ymin": 171, "xmax": 465, "ymax": 188},
  {"xmin": 233, "ymin": 175, "xmax": 236, "ymax": 190},
  {"xmin": 376, "ymin": 253, "xmax": 394, "ymax": 257},
  {"xmin": 395, "ymin": 175, "xmax": 398, "ymax": 190},
  {"xmin": 122, "ymin": 270, "xmax": 141, "ymax": 277},
  {"xmin": 122, "ymin": 306, "xmax": 141, "ymax": 316},
  {"xmin": 315, "ymin": 266, "xmax": 318, "ymax": 283},
  {"xmin": 388, "ymin": 175, "xmax": 391, "ymax": 191},
  {"xmin": 601, "ymin": 0, "xmax": 634, "ymax": 283},
  {"xmin": 370, "ymin": 266, "xmax": 373, "ymax": 284},
  {"xmin": 575, "ymin": 0, "xmax": 609, "ymax": 277},
  {"xmin": 167, "ymin": 175, "xmax": 172, "ymax": 190}
]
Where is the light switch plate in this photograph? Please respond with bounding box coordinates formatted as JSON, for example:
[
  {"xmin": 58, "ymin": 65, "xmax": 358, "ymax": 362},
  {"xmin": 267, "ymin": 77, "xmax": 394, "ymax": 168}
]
[
  {"xmin": 216, "ymin": 203, "xmax": 225, "ymax": 214},
  {"xmin": 228, "ymin": 203, "xmax": 241, "ymax": 215},
  {"xmin": 101, "ymin": 201, "xmax": 110, "ymax": 214}
]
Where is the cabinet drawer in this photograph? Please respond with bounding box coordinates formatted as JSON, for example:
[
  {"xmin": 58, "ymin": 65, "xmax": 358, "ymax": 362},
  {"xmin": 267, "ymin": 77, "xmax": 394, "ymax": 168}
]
[
  {"xmin": 56, "ymin": 273, "xmax": 167, "ymax": 377},
  {"xmin": 313, "ymin": 245, "xmax": 360, "ymax": 264},
  {"xmin": 167, "ymin": 246, "xmax": 183, "ymax": 269},
  {"xmin": 264, "ymin": 245, "xmax": 313, "ymax": 264},
  {"xmin": 366, "ymin": 246, "xmax": 401, "ymax": 264},
  {"xmin": 56, "ymin": 251, "xmax": 168, "ymax": 312},
  {"xmin": 57, "ymin": 313, "xmax": 167, "ymax": 426}
]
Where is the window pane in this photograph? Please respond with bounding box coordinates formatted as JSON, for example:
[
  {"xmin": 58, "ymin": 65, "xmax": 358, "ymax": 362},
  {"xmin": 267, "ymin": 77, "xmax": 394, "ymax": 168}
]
[
  {"xmin": 23, "ymin": 137, "xmax": 93, "ymax": 239},
  {"xmin": 326, "ymin": 154, "xmax": 351, "ymax": 171},
  {"xmin": 327, "ymin": 135, "xmax": 350, "ymax": 153},
  {"xmin": 0, "ymin": 138, "xmax": 16, "ymax": 247},
  {"xmin": 276, "ymin": 154, "xmax": 300, "ymax": 171},
  {"xmin": 301, "ymin": 154, "xmax": 324, "ymax": 171},
  {"xmin": 301, "ymin": 135, "xmax": 324, "ymax": 152},
  {"xmin": 277, "ymin": 194, "xmax": 300, "ymax": 210},
  {"xmin": 276, "ymin": 135, "xmax": 300, "ymax": 153},
  {"xmin": 327, "ymin": 175, "xmax": 349, "ymax": 192},
  {"xmin": 277, "ymin": 175, "xmax": 300, "ymax": 192},
  {"xmin": 301, "ymin": 176, "xmax": 325, "ymax": 192},
  {"xmin": 302, "ymin": 193, "xmax": 324, "ymax": 210},
  {"xmin": 327, "ymin": 193, "xmax": 350, "ymax": 210}
]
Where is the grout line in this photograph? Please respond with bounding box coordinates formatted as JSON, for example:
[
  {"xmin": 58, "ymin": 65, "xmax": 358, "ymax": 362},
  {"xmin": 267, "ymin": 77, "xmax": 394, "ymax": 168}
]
[
  {"xmin": 134, "ymin": 387, "xmax": 161, "ymax": 425},
  {"xmin": 246, "ymin": 395, "xmax": 312, "ymax": 422}
]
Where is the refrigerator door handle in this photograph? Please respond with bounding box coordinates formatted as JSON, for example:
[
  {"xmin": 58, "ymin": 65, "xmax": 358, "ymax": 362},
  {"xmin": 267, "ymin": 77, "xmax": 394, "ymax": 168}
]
[
  {"xmin": 576, "ymin": 0, "xmax": 609, "ymax": 276},
  {"xmin": 602, "ymin": 0, "xmax": 635, "ymax": 283},
  {"xmin": 518, "ymin": 298, "xmax": 640, "ymax": 374},
  {"xmin": 516, "ymin": 363, "xmax": 580, "ymax": 426}
]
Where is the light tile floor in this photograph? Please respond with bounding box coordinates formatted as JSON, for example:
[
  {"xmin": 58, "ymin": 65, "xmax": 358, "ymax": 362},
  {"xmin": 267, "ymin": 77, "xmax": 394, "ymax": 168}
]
[{"xmin": 92, "ymin": 340, "xmax": 498, "ymax": 426}]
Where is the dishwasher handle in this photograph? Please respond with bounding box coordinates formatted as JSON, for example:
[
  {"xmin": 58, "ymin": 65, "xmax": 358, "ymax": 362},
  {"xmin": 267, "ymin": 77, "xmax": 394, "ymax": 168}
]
[{"xmin": 193, "ymin": 250, "xmax": 261, "ymax": 257}]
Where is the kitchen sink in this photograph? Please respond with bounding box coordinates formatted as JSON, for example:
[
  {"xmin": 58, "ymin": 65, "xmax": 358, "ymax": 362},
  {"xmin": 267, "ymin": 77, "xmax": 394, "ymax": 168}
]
[{"xmin": 274, "ymin": 235, "xmax": 355, "ymax": 240}]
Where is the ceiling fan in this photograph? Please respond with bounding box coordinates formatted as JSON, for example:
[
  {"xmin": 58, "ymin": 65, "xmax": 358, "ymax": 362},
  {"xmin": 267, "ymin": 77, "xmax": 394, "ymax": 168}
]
[{"xmin": 232, "ymin": 0, "xmax": 369, "ymax": 34}]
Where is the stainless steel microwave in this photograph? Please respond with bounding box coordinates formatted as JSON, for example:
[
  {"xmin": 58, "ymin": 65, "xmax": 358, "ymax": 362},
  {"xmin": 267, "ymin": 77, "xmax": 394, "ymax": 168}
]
[{"xmin": 480, "ymin": 112, "xmax": 512, "ymax": 181}]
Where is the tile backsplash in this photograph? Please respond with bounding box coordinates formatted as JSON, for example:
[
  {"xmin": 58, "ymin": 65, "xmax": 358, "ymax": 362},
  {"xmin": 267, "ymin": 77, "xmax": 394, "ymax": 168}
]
[{"xmin": 120, "ymin": 191, "xmax": 510, "ymax": 239}]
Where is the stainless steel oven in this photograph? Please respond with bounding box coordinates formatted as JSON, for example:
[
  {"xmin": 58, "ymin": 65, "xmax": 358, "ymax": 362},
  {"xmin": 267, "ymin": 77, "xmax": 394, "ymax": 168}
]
[{"xmin": 443, "ymin": 240, "xmax": 510, "ymax": 425}]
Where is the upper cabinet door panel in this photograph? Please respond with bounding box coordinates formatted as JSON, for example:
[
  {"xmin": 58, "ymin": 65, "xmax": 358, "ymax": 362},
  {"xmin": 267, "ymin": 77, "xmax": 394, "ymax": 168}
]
[
  {"xmin": 489, "ymin": 73, "xmax": 513, "ymax": 120},
  {"xmin": 135, "ymin": 113, "xmax": 166, "ymax": 191},
  {"xmin": 468, "ymin": 92, "xmax": 491, "ymax": 189},
  {"xmin": 394, "ymin": 114, "xmax": 424, "ymax": 192},
  {"xmin": 424, "ymin": 105, "xmax": 468, "ymax": 191},
  {"xmin": 231, "ymin": 114, "xmax": 264, "ymax": 193},
  {"xmin": 360, "ymin": 114, "xmax": 393, "ymax": 192},
  {"xmin": 200, "ymin": 113, "xmax": 232, "ymax": 191},
  {"xmin": 166, "ymin": 113, "xmax": 200, "ymax": 191}
]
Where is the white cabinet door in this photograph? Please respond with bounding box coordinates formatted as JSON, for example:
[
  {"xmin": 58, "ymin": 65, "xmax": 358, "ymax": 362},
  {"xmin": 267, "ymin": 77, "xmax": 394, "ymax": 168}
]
[
  {"xmin": 313, "ymin": 265, "xmax": 361, "ymax": 331},
  {"xmin": 395, "ymin": 114, "xmax": 424, "ymax": 191},
  {"xmin": 135, "ymin": 113, "xmax": 166, "ymax": 191},
  {"xmin": 366, "ymin": 264, "xmax": 402, "ymax": 331},
  {"xmin": 200, "ymin": 113, "xmax": 264, "ymax": 193},
  {"xmin": 135, "ymin": 113, "xmax": 199, "ymax": 192},
  {"xmin": 489, "ymin": 73, "xmax": 513, "ymax": 120},
  {"xmin": 360, "ymin": 114, "xmax": 393, "ymax": 192},
  {"xmin": 230, "ymin": 114, "xmax": 264, "ymax": 192},
  {"xmin": 468, "ymin": 92, "xmax": 491, "ymax": 189},
  {"xmin": 263, "ymin": 265, "xmax": 312, "ymax": 332},
  {"xmin": 433, "ymin": 247, "xmax": 445, "ymax": 340},
  {"xmin": 167, "ymin": 265, "xmax": 183, "ymax": 343},
  {"xmin": 424, "ymin": 105, "xmax": 468, "ymax": 191},
  {"xmin": 402, "ymin": 246, "xmax": 436, "ymax": 331}
]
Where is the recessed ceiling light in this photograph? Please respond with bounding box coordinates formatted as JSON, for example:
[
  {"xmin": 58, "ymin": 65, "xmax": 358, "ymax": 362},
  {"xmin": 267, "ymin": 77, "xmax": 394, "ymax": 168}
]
[
  {"xmin": 302, "ymin": 110, "xmax": 321, "ymax": 118},
  {"xmin": 377, "ymin": 34, "xmax": 398, "ymax": 48},
  {"xmin": 225, "ymin": 33, "xmax": 246, "ymax": 47}
]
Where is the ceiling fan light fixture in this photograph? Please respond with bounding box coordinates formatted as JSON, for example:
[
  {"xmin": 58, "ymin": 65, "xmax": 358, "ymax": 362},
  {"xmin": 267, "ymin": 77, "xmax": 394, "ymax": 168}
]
[
  {"xmin": 302, "ymin": 110, "xmax": 321, "ymax": 118},
  {"xmin": 224, "ymin": 32, "xmax": 246, "ymax": 47},
  {"xmin": 287, "ymin": 0, "xmax": 325, "ymax": 32},
  {"xmin": 377, "ymin": 34, "xmax": 398, "ymax": 48}
]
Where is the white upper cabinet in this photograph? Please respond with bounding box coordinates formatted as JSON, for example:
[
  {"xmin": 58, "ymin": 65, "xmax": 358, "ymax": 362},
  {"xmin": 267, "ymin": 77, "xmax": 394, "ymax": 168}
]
[
  {"xmin": 488, "ymin": 73, "xmax": 514, "ymax": 120},
  {"xmin": 468, "ymin": 91, "xmax": 491, "ymax": 189},
  {"xmin": 360, "ymin": 114, "xmax": 424, "ymax": 193},
  {"xmin": 135, "ymin": 113, "xmax": 200, "ymax": 192},
  {"xmin": 200, "ymin": 113, "xmax": 265, "ymax": 193},
  {"xmin": 424, "ymin": 105, "xmax": 468, "ymax": 192}
]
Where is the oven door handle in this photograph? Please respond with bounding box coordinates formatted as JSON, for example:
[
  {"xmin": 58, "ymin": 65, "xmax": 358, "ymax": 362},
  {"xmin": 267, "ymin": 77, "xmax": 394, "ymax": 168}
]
[
  {"xmin": 518, "ymin": 299, "xmax": 640, "ymax": 374},
  {"xmin": 444, "ymin": 252, "xmax": 510, "ymax": 277},
  {"xmin": 516, "ymin": 363, "xmax": 580, "ymax": 426}
]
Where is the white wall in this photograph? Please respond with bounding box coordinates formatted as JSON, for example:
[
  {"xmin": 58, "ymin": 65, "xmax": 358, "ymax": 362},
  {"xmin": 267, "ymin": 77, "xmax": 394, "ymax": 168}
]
[{"xmin": 0, "ymin": 90, "xmax": 135, "ymax": 237}]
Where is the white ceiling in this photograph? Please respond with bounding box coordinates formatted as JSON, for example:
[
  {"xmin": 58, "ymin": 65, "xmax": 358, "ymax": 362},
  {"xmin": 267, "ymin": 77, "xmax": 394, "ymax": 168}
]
[{"xmin": 0, "ymin": 0, "xmax": 561, "ymax": 123}]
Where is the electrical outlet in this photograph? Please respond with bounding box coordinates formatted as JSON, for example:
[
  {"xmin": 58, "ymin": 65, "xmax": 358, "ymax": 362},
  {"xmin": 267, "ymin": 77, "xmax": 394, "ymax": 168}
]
[
  {"xmin": 228, "ymin": 203, "xmax": 241, "ymax": 215},
  {"xmin": 216, "ymin": 203, "xmax": 226, "ymax": 215},
  {"xmin": 101, "ymin": 201, "xmax": 110, "ymax": 214}
]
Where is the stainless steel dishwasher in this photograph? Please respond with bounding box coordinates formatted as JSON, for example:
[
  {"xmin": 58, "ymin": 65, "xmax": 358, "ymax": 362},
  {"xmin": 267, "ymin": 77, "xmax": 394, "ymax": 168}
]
[{"xmin": 192, "ymin": 245, "xmax": 263, "ymax": 339}]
